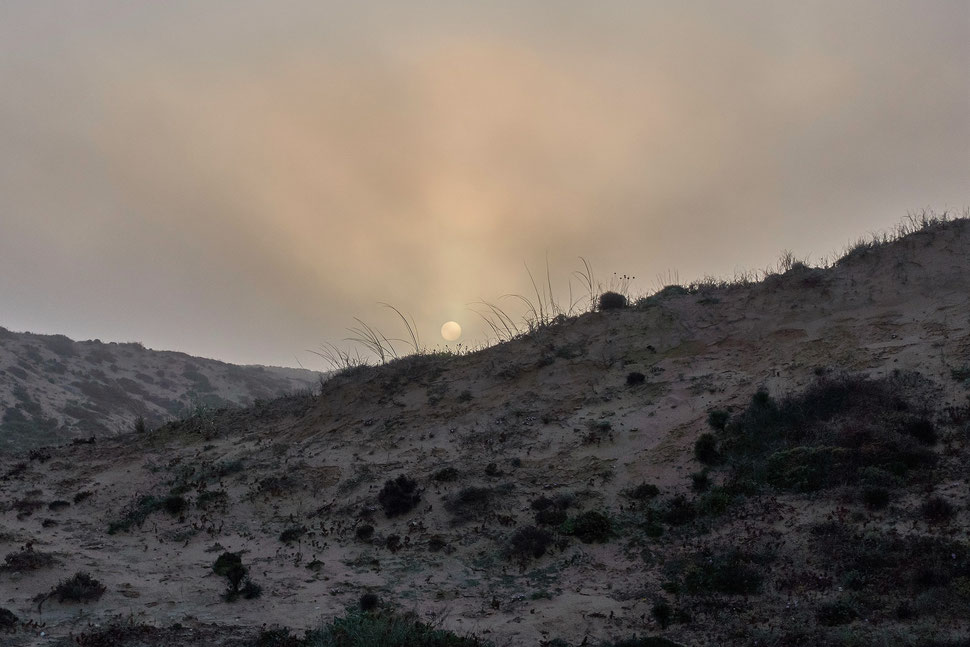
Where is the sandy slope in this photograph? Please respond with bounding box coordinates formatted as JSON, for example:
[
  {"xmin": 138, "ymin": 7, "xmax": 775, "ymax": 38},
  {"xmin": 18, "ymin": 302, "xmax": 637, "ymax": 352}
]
[{"xmin": 0, "ymin": 219, "xmax": 968, "ymax": 646}]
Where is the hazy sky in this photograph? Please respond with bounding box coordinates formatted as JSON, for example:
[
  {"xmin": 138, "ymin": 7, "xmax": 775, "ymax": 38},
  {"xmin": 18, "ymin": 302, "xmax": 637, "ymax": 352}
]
[{"xmin": 1, "ymin": 1, "xmax": 967, "ymax": 370}]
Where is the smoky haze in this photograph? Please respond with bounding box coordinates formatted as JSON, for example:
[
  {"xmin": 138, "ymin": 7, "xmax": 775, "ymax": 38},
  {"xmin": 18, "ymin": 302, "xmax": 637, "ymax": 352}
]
[{"xmin": 1, "ymin": 1, "xmax": 967, "ymax": 369}]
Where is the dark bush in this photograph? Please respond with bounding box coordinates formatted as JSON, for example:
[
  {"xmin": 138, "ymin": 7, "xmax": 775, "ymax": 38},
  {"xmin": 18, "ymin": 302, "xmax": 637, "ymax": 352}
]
[
  {"xmin": 598, "ymin": 291, "xmax": 627, "ymax": 311},
  {"xmin": 73, "ymin": 491, "xmax": 93, "ymax": 504},
  {"xmin": 306, "ymin": 608, "xmax": 490, "ymax": 646},
  {"xmin": 445, "ymin": 486, "xmax": 493, "ymax": 522},
  {"xmin": 862, "ymin": 487, "xmax": 890, "ymax": 510},
  {"xmin": 566, "ymin": 510, "xmax": 612, "ymax": 543},
  {"xmin": 0, "ymin": 607, "xmax": 18, "ymax": 629},
  {"xmin": 214, "ymin": 552, "xmax": 260, "ymax": 602},
  {"xmin": 434, "ymin": 467, "xmax": 460, "ymax": 482},
  {"xmin": 506, "ymin": 526, "xmax": 554, "ymax": 562},
  {"xmin": 51, "ymin": 572, "xmax": 106, "ymax": 602},
  {"xmin": 922, "ymin": 496, "xmax": 956, "ymax": 524},
  {"xmin": 535, "ymin": 507, "xmax": 568, "ymax": 526},
  {"xmin": 3, "ymin": 545, "xmax": 57, "ymax": 571},
  {"xmin": 359, "ymin": 592, "xmax": 380, "ymax": 612},
  {"xmin": 816, "ymin": 598, "xmax": 858, "ymax": 626},
  {"xmin": 624, "ymin": 483, "xmax": 661, "ymax": 501},
  {"xmin": 690, "ymin": 470, "xmax": 710, "ymax": 493},
  {"xmin": 48, "ymin": 500, "xmax": 70, "ymax": 511},
  {"xmin": 660, "ymin": 495, "xmax": 696, "ymax": 526},
  {"xmin": 377, "ymin": 475, "xmax": 421, "ymax": 518},
  {"xmin": 626, "ymin": 371, "xmax": 646, "ymax": 386},
  {"xmin": 707, "ymin": 410, "xmax": 729, "ymax": 431},
  {"xmin": 694, "ymin": 433, "xmax": 720, "ymax": 465},
  {"xmin": 651, "ymin": 599, "xmax": 672, "ymax": 629},
  {"xmin": 355, "ymin": 524, "xmax": 374, "ymax": 541},
  {"xmin": 279, "ymin": 526, "xmax": 307, "ymax": 543},
  {"xmin": 900, "ymin": 416, "xmax": 937, "ymax": 445},
  {"xmin": 162, "ymin": 494, "xmax": 188, "ymax": 516},
  {"xmin": 682, "ymin": 549, "xmax": 765, "ymax": 595}
]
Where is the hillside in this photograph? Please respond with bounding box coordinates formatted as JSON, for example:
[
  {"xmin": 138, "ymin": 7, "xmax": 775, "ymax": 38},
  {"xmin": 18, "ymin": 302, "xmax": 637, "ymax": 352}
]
[
  {"xmin": 0, "ymin": 217, "xmax": 968, "ymax": 646},
  {"xmin": 0, "ymin": 331, "xmax": 321, "ymax": 449}
]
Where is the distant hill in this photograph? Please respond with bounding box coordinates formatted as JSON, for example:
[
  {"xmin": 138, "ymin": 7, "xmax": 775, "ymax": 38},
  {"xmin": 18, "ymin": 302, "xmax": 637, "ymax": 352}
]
[{"xmin": 0, "ymin": 330, "xmax": 321, "ymax": 449}]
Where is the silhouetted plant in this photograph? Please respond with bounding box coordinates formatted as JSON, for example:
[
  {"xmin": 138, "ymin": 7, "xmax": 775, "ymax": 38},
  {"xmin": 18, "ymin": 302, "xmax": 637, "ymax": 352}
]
[
  {"xmin": 651, "ymin": 599, "xmax": 672, "ymax": 629},
  {"xmin": 624, "ymin": 483, "xmax": 660, "ymax": 501},
  {"xmin": 161, "ymin": 494, "xmax": 187, "ymax": 515},
  {"xmin": 0, "ymin": 607, "xmax": 18, "ymax": 629},
  {"xmin": 213, "ymin": 551, "xmax": 261, "ymax": 602},
  {"xmin": 900, "ymin": 416, "xmax": 937, "ymax": 445},
  {"xmin": 506, "ymin": 526, "xmax": 554, "ymax": 563},
  {"xmin": 598, "ymin": 291, "xmax": 627, "ymax": 311},
  {"xmin": 682, "ymin": 549, "xmax": 765, "ymax": 595},
  {"xmin": 279, "ymin": 526, "xmax": 307, "ymax": 543},
  {"xmin": 565, "ymin": 510, "xmax": 612, "ymax": 543},
  {"xmin": 3, "ymin": 544, "xmax": 56, "ymax": 571},
  {"xmin": 922, "ymin": 496, "xmax": 956, "ymax": 524},
  {"xmin": 690, "ymin": 470, "xmax": 710, "ymax": 492},
  {"xmin": 48, "ymin": 500, "xmax": 70, "ymax": 511},
  {"xmin": 359, "ymin": 592, "xmax": 380, "ymax": 612},
  {"xmin": 433, "ymin": 467, "xmax": 460, "ymax": 482},
  {"xmin": 355, "ymin": 524, "xmax": 374, "ymax": 541},
  {"xmin": 377, "ymin": 475, "xmax": 421, "ymax": 517},
  {"xmin": 694, "ymin": 433, "xmax": 720, "ymax": 465},
  {"xmin": 626, "ymin": 371, "xmax": 646, "ymax": 386},
  {"xmin": 862, "ymin": 486, "xmax": 890, "ymax": 510},
  {"xmin": 445, "ymin": 486, "xmax": 493, "ymax": 522},
  {"xmin": 51, "ymin": 572, "xmax": 106, "ymax": 602},
  {"xmin": 707, "ymin": 409, "xmax": 729, "ymax": 431}
]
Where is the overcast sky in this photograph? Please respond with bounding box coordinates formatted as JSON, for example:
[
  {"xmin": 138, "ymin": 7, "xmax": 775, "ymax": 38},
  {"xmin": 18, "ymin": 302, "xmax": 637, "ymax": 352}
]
[{"xmin": 1, "ymin": 1, "xmax": 967, "ymax": 370}]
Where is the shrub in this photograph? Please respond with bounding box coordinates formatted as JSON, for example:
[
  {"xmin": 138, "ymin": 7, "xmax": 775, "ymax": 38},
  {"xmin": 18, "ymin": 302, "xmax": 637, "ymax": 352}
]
[
  {"xmin": 707, "ymin": 410, "xmax": 729, "ymax": 431},
  {"xmin": 862, "ymin": 487, "xmax": 890, "ymax": 510},
  {"xmin": 598, "ymin": 291, "xmax": 627, "ymax": 311},
  {"xmin": 3, "ymin": 545, "xmax": 57, "ymax": 571},
  {"xmin": 355, "ymin": 524, "xmax": 374, "ymax": 541},
  {"xmin": 682, "ymin": 549, "xmax": 765, "ymax": 595},
  {"xmin": 660, "ymin": 495, "xmax": 696, "ymax": 526},
  {"xmin": 651, "ymin": 599, "xmax": 672, "ymax": 629},
  {"xmin": 694, "ymin": 433, "xmax": 720, "ymax": 465},
  {"xmin": 624, "ymin": 483, "xmax": 660, "ymax": 501},
  {"xmin": 305, "ymin": 609, "xmax": 490, "ymax": 646},
  {"xmin": 51, "ymin": 572, "xmax": 106, "ymax": 602},
  {"xmin": 626, "ymin": 371, "xmax": 646, "ymax": 386},
  {"xmin": 377, "ymin": 475, "xmax": 421, "ymax": 518},
  {"xmin": 816, "ymin": 598, "xmax": 858, "ymax": 626},
  {"xmin": 506, "ymin": 526, "xmax": 554, "ymax": 562},
  {"xmin": 922, "ymin": 496, "xmax": 956, "ymax": 524},
  {"xmin": 565, "ymin": 511, "xmax": 612, "ymax": 543},
  {"xmin": 690, "ymin": 470, "xmax": 710, "ymax": 492},
  {"xmin": 161, "ymin": 494, "xmax": 188, "ymax": 515},
  {"xmin": 445, "ymin": 486, "xmax": 492, "ymax": 522},
  {"xmin": 535, "ymin": 507, "xmax": 568, "ymax": 526},
  {"xmin": 433, "ymin": 467, "xmax": 460, "ymax": 482},
  {"xmin": 73, "ymin": 490, "xmax": 93, "ymax": 504},
  {"xmin": 48, "ymin": 500, "xmax": 70, "ymax": 511},
  {"xmin": 213, "ymin": 552, "xmax": 260, "ymax": 602},
  {"xmin": 359, "ymin": 592, "xmax": 380, "ymax": 612},
  {"xmin": 900, "ymin": 416, "xmax": 937, "ymax": 445},
  {"xmin": 0, "ymin": 607, "xmax": 17, "ymax": 629},
  {"xmin": 279, "ymin": 526, "xmax": 307, "ymax": 543}
]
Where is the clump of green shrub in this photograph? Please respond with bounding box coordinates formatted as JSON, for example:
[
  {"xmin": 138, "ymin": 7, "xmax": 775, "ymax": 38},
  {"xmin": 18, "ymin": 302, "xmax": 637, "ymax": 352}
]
[
  {"xmin": 51, "ymin": 572, "xmax": 106, "ymax": 602},
  {"xmin": 709, "ymin": 375, "xmax": 938, "ymax": 494},
  {"xmin": 359, "ymin": 592, "xmax": 380, "ymax": 612},
  {"xmin": 378, "ymin": 475, "xmax": 421, "ymax": 518},
  {"xmin": 693, "ymin": 433, "xmax": 720, "ymax": 465},
  {"xmin": 564, "ymin": 510, "xmax": 612, "ymax": 543},
  {"xmin": 681, "ymin": 548, "xmax": 766, "ymax": 595},
  {"xmin": 707, "ymin": 409, "xmax": 729, "ymax": 431},
  {"xmin": 213, "ymin": 552, "xmax": 261, "ymax": 602}
]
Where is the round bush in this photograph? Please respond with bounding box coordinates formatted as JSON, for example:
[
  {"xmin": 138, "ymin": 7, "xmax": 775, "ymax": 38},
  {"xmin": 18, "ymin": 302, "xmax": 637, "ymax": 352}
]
[
  {"xmin": 598, "ymin": 291, "xmax": 627, "ymax": 311},
  {"xmin": 694, "ymin": 433, "xmax": 720, "ymax": 465},
  {"xmin": 567, "ymin": 510, "xmax": 612, "ymax": 543},
  {"xmin": 377, "ymin": 475, "xmax": 421, "ymax": 518}
]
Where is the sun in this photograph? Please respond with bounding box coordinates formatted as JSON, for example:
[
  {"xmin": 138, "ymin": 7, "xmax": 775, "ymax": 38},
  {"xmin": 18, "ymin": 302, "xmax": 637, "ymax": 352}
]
[{"xmin": 440, "ymin": 321, "xmax": 462, "ymax": 341}]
